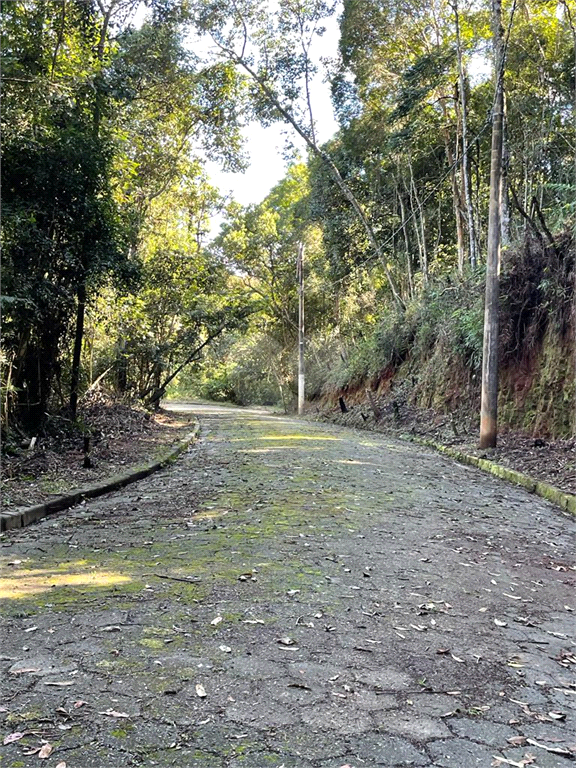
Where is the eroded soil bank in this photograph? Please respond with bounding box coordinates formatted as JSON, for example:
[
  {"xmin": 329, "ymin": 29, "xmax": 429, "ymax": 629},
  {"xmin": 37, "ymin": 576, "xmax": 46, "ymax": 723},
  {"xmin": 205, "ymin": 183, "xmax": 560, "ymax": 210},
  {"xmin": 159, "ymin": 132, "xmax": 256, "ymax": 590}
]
[{"xmin": 1, "ymin": 403, "xmax": 575, "ymax": 767}]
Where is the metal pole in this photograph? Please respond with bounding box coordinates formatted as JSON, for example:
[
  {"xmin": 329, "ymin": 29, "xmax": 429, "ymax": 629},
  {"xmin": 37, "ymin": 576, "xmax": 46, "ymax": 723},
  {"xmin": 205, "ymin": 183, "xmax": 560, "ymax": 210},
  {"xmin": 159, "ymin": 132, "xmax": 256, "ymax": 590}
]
[{"xmin": 297, "ymin": 242, "xmax": 305, "ymax": 415}]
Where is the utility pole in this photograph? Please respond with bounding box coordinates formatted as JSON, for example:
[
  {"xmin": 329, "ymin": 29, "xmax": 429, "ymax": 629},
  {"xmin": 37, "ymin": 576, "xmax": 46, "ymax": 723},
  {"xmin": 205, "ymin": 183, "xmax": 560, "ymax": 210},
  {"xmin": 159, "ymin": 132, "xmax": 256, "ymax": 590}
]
[
  {"xmin": 297, "ymin": 242, "xmax": 305, "ymax": 416},
  {"xmin": 479, "ymin": 0, "xmax": 505, "ymax": 448}
]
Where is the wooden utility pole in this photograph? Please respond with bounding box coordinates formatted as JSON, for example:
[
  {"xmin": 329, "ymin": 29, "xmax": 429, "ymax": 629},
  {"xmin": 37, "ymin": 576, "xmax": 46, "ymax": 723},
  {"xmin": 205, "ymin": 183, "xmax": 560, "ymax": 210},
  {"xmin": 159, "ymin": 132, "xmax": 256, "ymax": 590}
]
[
  {"xmin": 297, "ymin": 242, "xmax": 305, "ymax": 416},
  {"xmin": 479, "ymin": 0, "xmax": 505, "ymax": 448}
]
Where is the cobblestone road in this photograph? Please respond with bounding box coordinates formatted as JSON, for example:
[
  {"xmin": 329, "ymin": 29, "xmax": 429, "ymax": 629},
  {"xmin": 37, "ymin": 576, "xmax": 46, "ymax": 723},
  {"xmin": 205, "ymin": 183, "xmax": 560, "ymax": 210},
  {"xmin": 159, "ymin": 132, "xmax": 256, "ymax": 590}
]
[{"xmin": 1, "ymin": 403, "xmax": 575, "ymax": 767}]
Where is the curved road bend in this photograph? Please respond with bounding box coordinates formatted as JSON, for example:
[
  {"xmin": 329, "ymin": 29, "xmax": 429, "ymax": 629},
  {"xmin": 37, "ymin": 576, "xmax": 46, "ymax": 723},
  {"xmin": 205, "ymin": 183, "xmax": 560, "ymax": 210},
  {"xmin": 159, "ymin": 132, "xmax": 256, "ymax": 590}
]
[{"xmin": 1, "ymin": 403, "xmax": 575, "ymax": 767}]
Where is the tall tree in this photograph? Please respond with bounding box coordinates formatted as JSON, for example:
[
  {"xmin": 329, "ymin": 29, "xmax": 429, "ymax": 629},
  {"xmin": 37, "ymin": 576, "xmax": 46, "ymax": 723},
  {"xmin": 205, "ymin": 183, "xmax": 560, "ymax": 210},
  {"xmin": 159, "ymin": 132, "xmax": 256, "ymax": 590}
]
[
  {"xmin": 190, "ymin": 0, "xmax": 405, "ymax": 306},
  {"xmin": 479, "ymin": 0, "xmax": 506, "ymax": 449}
]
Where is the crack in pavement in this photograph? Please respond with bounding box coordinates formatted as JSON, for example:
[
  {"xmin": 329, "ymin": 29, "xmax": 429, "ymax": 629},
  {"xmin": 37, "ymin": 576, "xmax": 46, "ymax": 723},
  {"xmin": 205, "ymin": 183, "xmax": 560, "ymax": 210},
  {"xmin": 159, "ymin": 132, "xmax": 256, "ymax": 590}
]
[{"xmin": 1, "ymin": 403, "xmax": 575, "ymax": 767}]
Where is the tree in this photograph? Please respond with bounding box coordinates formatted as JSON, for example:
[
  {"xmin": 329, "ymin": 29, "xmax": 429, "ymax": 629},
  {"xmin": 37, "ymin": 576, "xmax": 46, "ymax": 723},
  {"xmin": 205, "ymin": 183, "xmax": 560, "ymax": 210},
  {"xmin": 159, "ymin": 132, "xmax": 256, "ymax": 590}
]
[
  {"xmin": 479, "ymin": 0, "xmax": 509, "ymax": 449},
  {"xmin": 1, "ymin": 0, "xmax": 245, "ymax": 431},
  {"xmin": 190, "ymin": 0, "xmax": 405, "ymax": 306}
]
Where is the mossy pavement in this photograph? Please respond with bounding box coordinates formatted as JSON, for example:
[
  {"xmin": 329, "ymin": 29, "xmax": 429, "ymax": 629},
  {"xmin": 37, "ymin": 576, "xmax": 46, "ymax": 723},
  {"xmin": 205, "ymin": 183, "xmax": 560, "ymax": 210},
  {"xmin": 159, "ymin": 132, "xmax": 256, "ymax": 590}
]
[{"xmin": 1, "ymin": 403, "xmax": 575, "ymax": 767}]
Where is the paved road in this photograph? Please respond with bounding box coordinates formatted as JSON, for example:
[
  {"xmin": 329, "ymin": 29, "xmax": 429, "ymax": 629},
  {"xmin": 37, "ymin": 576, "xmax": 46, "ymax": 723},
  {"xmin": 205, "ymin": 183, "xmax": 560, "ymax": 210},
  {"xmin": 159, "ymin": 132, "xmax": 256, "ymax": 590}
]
[{"xmin": 1, "ymin": 404, "xmax": 575, "ymax": 767}]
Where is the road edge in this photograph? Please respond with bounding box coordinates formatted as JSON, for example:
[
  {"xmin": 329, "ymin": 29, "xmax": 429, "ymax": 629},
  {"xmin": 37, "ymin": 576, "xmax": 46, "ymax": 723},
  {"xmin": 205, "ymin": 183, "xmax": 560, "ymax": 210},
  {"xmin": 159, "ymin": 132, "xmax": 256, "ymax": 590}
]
[
  {"xmin": 407, "ymin": 434, "xmax": 576, "ymax": 516},
  {"xmin": 0, "ymin": 422, "xmax": 200, "ymax": 533}
]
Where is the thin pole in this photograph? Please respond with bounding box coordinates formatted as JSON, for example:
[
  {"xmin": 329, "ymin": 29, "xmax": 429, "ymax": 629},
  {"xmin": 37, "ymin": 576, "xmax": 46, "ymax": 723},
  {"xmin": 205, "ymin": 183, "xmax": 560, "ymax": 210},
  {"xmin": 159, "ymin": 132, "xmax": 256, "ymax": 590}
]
[{"xmin": 297, "ymin": 242, "xmax": 305, "ymax": 416}]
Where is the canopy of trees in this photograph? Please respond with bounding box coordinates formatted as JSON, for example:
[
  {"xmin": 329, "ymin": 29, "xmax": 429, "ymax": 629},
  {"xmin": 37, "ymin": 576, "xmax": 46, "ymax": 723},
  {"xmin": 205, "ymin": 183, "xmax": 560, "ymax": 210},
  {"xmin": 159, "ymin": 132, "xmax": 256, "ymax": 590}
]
[{"xmin": 2, "ymin": 0, "xmax": 574, "ymax": 442}]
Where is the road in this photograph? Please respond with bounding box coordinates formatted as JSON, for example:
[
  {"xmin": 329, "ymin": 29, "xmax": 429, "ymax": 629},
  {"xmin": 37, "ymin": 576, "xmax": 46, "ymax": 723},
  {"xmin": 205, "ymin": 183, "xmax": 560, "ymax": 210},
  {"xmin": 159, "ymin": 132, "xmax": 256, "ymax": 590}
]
[{"xmin": 1, "ymin": 403, "xmax": 575, "ymax": 767}]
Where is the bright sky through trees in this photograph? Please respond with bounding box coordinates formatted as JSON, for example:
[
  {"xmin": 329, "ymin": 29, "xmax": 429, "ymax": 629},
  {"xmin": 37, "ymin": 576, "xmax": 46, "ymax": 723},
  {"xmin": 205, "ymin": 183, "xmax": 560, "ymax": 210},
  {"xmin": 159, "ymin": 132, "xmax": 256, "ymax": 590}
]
[{"xmin": 200, "ymin": 10, "xmax": 340, "ymax": 213}]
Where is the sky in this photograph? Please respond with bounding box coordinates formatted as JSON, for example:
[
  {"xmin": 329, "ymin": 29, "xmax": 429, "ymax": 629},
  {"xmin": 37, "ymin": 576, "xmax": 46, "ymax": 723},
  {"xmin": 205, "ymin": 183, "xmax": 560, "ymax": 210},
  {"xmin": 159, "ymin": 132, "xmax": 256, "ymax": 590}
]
[
  {"xmin": 130, "ymin": 2, "xmax": 342, "ymax": 232},
  {"xmin": 204, "ymin": 58, "xmax": 340, "ymax": 209},
  {"xmin": 197, "ymin": 9, "xmax": 342, "ymax": 213}
]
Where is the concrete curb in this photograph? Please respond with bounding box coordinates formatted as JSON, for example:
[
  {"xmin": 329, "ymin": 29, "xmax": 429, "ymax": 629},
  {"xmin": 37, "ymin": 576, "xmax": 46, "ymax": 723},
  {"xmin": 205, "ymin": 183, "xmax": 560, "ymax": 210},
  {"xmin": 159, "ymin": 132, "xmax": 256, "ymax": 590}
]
[
  {"xmin": 0, "ymin": 423, "xmax": 200, "ymax": 533},
  {"xmin": 408, "ymin": 435, "xmax": 576, "ymax": 516}
]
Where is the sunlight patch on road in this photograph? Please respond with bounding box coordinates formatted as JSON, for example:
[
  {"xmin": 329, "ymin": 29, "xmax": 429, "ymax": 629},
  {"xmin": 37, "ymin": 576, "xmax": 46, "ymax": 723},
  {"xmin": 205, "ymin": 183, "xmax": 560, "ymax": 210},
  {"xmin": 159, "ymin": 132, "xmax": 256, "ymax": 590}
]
[
  {"xmin": 0, "ymin": 568, "xmax": 132, "ymax": 599},
  {"xmin": 258, "ymin": 435, "xmax": 341, "ymax": 441},
  {"xmin": 193, "ymin": 508, "xmax": 230, "ymax": 520}
]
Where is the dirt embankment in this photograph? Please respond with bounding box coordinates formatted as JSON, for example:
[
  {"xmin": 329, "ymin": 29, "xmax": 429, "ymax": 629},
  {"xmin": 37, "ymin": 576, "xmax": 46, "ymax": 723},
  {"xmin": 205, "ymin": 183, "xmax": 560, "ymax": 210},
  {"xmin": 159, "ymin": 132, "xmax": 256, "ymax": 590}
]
[{"xmin": 1, "ymin": 394, "xmax": 194, "ymax": 511}]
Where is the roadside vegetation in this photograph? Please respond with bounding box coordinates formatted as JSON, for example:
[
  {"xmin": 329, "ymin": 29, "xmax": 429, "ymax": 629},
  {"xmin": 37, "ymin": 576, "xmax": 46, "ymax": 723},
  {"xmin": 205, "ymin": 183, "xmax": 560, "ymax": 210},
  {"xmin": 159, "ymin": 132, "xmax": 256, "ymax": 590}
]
[{"xmin": 2, "ymin": 0, "xmax": 575, "ymax": 461}]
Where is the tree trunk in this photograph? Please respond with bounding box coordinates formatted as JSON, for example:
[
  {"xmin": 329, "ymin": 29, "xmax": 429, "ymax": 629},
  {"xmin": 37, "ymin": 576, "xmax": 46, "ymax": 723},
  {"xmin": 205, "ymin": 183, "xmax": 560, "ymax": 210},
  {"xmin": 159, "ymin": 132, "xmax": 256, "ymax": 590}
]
[
  {"xmin": 366, "ymin": 388, "xmax": 382, "ymax": 421},
  {"xmin": 408, "ymin": 162, "xmax": 428, "ymax": 284},
  {"xmin": 479, "ymin": 0, "xmax": 505, "ymax": 449},
  {"xmin": 397, "ymin": 187, "xmax": 414, "ymax": 300},
  {"xmin": 69, "ymin": 280, "xmax": 86, "ymax": 420},
  {"xmin": 500, "ymin": 103, "xmax": 511, "ymax": 248},
  {"xmin": 453, "ymin": 0, "xmax": 478, "ymax": 269}
]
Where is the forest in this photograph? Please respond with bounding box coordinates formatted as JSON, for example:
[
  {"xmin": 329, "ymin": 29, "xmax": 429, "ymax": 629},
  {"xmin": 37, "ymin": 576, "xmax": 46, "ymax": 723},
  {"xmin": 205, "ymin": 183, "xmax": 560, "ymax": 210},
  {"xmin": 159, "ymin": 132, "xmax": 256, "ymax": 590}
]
[{"xmin": 2, "ymin": 0, "xmax": 575, "ymax": 452}]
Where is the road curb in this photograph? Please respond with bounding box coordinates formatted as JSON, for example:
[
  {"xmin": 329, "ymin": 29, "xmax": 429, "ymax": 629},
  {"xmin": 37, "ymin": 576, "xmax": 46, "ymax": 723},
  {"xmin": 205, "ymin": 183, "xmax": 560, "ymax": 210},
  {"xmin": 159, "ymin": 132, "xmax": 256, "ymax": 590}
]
[
  {"xmin": 0, "ymin": 422, "xmax": 200, "ymax": 533},
  {"xmin": 408, "ymin": 435, "xmax": 576, "ymax": 516}
]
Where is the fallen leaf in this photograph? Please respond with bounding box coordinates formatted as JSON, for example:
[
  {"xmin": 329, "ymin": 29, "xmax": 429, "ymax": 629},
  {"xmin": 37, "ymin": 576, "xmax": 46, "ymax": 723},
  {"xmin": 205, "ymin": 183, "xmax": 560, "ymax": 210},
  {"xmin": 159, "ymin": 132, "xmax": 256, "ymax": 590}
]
[
  {"xmin": 23, "ymin": 626, "xmax": 38, "ymax": 633},
  {"xmin": 436, "ymin": 648, "xmax": 450, "ymax": 655},
  {"xmin": 98, "ymin": 709, "xmax": 130, "ymax": 718},
  {"xmin": 73, "ymin": 701, "xmax": 86, "ymax": 709},
  {"xmin": 286, "ymin": 590, "xmax": 300, "ymax": 596},
  {"xmin": 210, "ymin": 616, "xmax": 223, "ymax": 626},
  {"xmin": 38, "ymin": 743, "xmax": 53, "ymax": 759},
  {"xmin": 242, "ymin": 619, "xmax": 264, "ymax": 625},
  {"xmin": 3, "ymin": 732, "xmax": 26, "ymax": 745},
  {"xmin": 494, "ymin": 619, "xmax": 508, "ymax": 627},
  {"xmin": 10, "ymin": 667, "xmax": 40, "ymax": 675},
  {"xmin": 219, "ymin": 645, "xmax": 232, "ymax": 653},
  {"xmin": 277, "ymin": 637, "xmax": 296, "ymax": 646},
  {"xmin": 451, "ymin": 655, "xmax": 465, "ymax": 663},
  {"xmin": 548, "ymin": 711, "xmax": 566, "ymax": 720},
  {"xmin": 22, "ymin": 747, "xmax": 41, "ymax": 756},
  {"xmin": 507, "ymin": 736, "xmax": 527, "ymax": 746},
  {"xmin": 195, "ymin": 684, "xmax": 207, "ymax": 698},
  {"xmin": 55, "ymin": 762, "xmax": 67, "ymax": 768},
  {"xmin": 491, "ymin": 757, "xmax": 532, "ymax": 767},
  {"xmin": 526, "ymin": 738, "xmax": 572, "ymax": 755},
  {"xmin": 43, "ymin": 681, "xmax": 75, "ymax": 687}
]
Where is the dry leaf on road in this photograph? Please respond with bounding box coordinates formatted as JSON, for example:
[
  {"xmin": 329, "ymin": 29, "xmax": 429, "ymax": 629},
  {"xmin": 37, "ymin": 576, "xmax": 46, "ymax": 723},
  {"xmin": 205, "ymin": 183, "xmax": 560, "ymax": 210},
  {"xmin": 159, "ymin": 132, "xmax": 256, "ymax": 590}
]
[
  {"xmin": 3, "ymin": 732, "xmax": 26, "ymax": 745},
  {"xmin": 38, "ymin": 743, "xmax": 53, "ymax": 759}
]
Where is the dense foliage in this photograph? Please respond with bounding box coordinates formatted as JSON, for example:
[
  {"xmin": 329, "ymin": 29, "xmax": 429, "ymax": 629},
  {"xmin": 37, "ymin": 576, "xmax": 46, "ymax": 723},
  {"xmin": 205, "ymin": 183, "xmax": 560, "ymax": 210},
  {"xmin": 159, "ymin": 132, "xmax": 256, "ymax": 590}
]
[{"xmin": 1, "ymin": 0, "xmax": 574, "ymax": 440}]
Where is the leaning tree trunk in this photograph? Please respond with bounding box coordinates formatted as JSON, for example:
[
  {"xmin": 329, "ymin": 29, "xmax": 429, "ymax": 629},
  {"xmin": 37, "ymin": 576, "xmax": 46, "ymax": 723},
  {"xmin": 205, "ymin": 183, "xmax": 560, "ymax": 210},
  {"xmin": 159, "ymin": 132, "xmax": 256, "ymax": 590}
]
[{"xmin": 453, "ymin": 0, "xmax": 478, "ymax": 269}]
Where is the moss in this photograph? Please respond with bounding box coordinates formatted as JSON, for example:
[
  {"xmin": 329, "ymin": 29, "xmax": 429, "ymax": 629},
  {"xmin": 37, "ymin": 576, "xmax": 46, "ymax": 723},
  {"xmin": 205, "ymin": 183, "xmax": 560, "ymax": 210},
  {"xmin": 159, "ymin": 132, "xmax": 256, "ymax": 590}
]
[
  {"xmin": 500, "ymin": 332, "xmax": 574, "ymax": 437},
  {"xmin": 6, "ymin": 709, "xmax": 45, "ymax": 725},
  {"xmin": 138, "ymin": 637, "xmax": 166, "ymax": 650}
]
